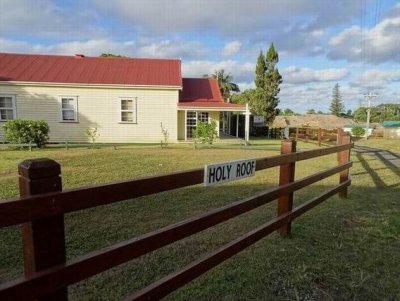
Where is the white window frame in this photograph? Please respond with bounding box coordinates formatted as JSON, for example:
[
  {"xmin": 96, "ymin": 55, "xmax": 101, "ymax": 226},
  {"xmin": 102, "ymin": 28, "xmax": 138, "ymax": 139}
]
[
  {"xmin": 59, "ymin": 96, "xmax": 78, "ymax": 122},
  {"xmin": 119, "ymin": 97, "xmax": 137, "ymax": 123},
  {"xmin": 0, "ymin": 95, "xmax": 16, "ymax": 121},
  {"xmin": 186, "ymin": 111, "xmax": 210, "ymax": 139}
]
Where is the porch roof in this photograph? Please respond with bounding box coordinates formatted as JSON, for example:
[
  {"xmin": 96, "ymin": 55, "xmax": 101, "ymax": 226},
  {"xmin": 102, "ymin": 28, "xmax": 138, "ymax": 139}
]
[{"xmin": 179, "ymin": 78, "xmax": 246, "ymax": 111}]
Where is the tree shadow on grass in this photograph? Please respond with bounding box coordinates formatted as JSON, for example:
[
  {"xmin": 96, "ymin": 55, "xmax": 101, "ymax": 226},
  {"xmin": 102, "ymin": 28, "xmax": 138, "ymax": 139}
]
[{"xmin": 354, "ymin": 146, "xmax": 400, "ymax": 171}]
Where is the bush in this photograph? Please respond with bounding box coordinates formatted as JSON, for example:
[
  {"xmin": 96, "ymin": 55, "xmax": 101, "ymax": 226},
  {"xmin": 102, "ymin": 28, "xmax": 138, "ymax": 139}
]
[
  {"xmin": 193, "ymin": 120, "xmax": 217, "ymax": 145},
  {"xmin": 351, "ymin": 126, "xmax": 365, "ymax": 137},
  {"xmin": 4, "ymin": 120, "xmax": 49, "ymax": 148},
  {"xmin": 85, "ymin": 127, "xmax": 100, "ymax": 147}
]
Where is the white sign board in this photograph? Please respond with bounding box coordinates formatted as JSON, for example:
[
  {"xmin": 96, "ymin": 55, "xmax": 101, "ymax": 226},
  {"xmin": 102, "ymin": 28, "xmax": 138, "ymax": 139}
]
[
  {"xmin": 204, "ymin": 159, "xmax": 256, "ymax": 186},
  {"xmin": 253, "ymin": 116, "xmax": 265, "ymax": 124}
]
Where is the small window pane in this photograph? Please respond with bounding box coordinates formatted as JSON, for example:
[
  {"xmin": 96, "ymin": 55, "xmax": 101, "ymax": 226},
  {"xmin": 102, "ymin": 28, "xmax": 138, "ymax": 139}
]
[
  {"xmin": 62, "ymin": 99, "xmax": 75, "ymax": 109},
  {"xmin": 121, "ymin": 111, "xmax": 133, "ymax": 122},
  {"xmin": 198, "ymin": 112, "xmax": 209, "ymax": 122},
  {"xmin": 62, "ymin": 110, "xmax": 75, "ymax": 121},
  {"xmin": 0, "ymin": 97, "xmax": 13, "ymax": 108},
  {"xmin": 187, "ymin": 111, "xmax": 196, "ymax": 118},
  {"xmin": 121, "ymin": 99, "xmax": 133, "ymax": 110},
  {"xmin": 187, "ymin": 119, "xmax": 196, "ymax": 126},
  {"xmin": 0, "ymin": 109, "xmax": 14, "ymax": 120}
]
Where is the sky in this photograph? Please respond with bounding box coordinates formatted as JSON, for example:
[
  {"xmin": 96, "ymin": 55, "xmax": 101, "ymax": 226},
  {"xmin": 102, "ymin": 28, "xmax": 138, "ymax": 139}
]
[{"xmin": 1, "ymin": 0, "xmax": 399, "ymax": 113}]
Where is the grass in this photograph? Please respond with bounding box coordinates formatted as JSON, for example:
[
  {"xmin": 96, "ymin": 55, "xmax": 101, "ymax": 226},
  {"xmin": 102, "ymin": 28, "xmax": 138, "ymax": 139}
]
[
  {"xmin": 354, "ymin": 137, "xmax": 400, "ymax": 153},
  {"xmin": 0, "ymin": 139, "xmax": 399, "ymax": 300}
]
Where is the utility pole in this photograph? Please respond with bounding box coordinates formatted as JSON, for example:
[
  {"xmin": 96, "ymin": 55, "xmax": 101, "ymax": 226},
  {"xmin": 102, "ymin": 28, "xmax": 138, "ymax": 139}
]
[{"xmin": 364, "ymin": 92, "xmax": 377, "ymax": 140}]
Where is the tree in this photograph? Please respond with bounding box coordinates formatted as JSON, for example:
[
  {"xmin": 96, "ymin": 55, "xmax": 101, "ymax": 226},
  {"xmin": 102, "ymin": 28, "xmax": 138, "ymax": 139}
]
[
  {"xmin": 307, "ymin": 108, "xmax": 316, "ymax": 114},
  {"xmin": 283, "ymin": 108, "xmax": 294, "ymax": 115},
  {"xmin": 317, "ymin": 110, "xmax": 324, "ymax": 114},
  {"xmin": 247, "ymin": 43, "xmax": 282, "ymax": 124},
  {"xmin": 203, "ymin": 69, "xmax": 239, "ymax": 101},
  {"xmin": 351, "ymin": 126, "xmax": 365, "ymax": 137},
  {"xmin": 231, "ymin": 89, "xmax": 253, "ymax": 104},
  {"xmin": 347, "ymin": 109, "xmax": 353, "ymax": 117},
  {"xmin": 330, "ymin": 83, "xmax": 344, "ymax": 116}
]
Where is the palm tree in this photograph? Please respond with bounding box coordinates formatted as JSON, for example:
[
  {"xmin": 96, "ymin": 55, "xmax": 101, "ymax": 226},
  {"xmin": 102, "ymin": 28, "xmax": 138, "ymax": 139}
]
[{"xmin": 203, "ymin": 69, "xmax": 240, "ymax": 101}]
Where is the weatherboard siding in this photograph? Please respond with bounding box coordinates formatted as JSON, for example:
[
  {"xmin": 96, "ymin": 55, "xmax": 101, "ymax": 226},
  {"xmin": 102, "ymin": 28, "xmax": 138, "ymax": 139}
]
[{"xmin": 0, "ymin": 84, "xmax": 179, "ymax": 143}]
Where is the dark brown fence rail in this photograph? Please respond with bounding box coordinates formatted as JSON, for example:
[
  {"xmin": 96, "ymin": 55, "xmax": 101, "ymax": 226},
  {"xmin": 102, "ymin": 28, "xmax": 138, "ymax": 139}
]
[{"xmin": 0, "ymin": 131, "xmax": 353, "ymax": 301}]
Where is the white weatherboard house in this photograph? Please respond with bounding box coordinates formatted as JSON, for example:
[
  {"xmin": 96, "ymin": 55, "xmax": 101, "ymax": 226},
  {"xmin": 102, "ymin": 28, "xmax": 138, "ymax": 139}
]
[{"xmin": 0, "ymin": 53, "xmax": 249, "ymax": 143}]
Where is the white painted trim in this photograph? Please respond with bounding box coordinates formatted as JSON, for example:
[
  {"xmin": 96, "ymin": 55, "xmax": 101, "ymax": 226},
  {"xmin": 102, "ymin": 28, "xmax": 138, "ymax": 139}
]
[
  {"xmin": 184, "ymin": 110, "xmax": 187, "ymax": 141},
  {"xmin": 0, "ymin": 94, "xmax": 16, "ymax": 121},
  {"xmin": 119, "ymin": 97, "xmax": 138, "ymax": 123},
  {"xmin": 58, "ymin": 96, "xmax": 78, "ymax": 122},
  {"xmin": 245, "ymin": 103, "xmax": 250, "ymax": 143},
  {"xmin": 177, "ymin": 106, "xmax": 245, "ymax": 112}
]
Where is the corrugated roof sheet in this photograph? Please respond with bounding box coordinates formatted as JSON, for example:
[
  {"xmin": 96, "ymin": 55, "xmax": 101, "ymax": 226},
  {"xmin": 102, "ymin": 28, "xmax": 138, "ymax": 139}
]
[
  {"xmin": 0, "ymin": 52, "xmax": 182, "ymax": 87},
  {"xmin": 179, "ymin": 78, "xmax": 224, "ymax": 102},
  {"xmin": 179, "ymin": 78, "xmax": 244, "ymax": 109},
  {"xmin": 382, "ymin": 121, "xmax": 400, "ymax": 128}
]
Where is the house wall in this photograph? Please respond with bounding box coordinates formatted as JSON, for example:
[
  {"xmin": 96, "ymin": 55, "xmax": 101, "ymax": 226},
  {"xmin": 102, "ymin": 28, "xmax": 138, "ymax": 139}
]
[
  {"xmin": 0, "ymin": 84, "xmax": 179, "ymax": 143},
  {"xmin": 210, "ymin": 111, "xmax": 220, "ymax": 138}
]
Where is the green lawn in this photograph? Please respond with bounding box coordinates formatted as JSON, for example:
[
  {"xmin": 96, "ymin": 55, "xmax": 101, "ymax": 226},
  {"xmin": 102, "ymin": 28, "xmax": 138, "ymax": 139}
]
[
  {"xmin": 0, "ymin": 139, "xmax": 399, "ymax": 300},
  {"xmin": 354, "ymin": 137, "xmax": 400, "ymax": 153}
]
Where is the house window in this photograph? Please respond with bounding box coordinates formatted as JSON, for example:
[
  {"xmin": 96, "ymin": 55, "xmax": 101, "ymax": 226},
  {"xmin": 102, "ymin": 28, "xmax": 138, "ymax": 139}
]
[
  {"xmin": 0, "ymin": 95, "xmax": 16, "ymax": 121},
  {"xmin": 186, "ymin": 111, "xmax": 197, "ymax": 138},
  {"xmin": 120, "ymin": 98, "xmax": 137, "ymax": 123},
  {"xmin": 198, "ymin": 112, "xmax": 209, "ymax": 123},
  {"xmin": 60, "ymin": 96, "xmax": 78, "ymax": 122},
  {"xmin": 186, "ymin": 111, "xmax": 210, "ymax": 139}
]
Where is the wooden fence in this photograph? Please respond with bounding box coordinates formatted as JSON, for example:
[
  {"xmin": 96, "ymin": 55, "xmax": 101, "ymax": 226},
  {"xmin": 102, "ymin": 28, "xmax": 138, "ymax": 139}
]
[
  {"xmin": 0, "ymin": 132, "xmax": 353, "ymax": 300},
  {"xmin": 290, "ymin": 127, "xmax": 338, "ymax": 146}
]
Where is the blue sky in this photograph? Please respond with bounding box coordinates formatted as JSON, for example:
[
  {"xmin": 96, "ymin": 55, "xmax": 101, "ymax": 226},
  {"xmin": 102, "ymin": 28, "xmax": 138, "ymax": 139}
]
[{"xmin": 1, "ymin": 0, "xmax": 399, "ymax": 113}]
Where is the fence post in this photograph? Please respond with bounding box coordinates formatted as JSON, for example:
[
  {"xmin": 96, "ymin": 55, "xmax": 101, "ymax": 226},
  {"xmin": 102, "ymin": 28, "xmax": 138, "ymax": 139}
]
[
  {"xmin": 19, "ymin": 158, "xmax": 68, "ymax": 301},
  {"xmin": 318, "ymin": 128, "xmax": 322, "ymax": 146},
  {"xmin": 278, "ymin": 139, "xmax": 297, "ymax": 236},
  {"xmin": 337, "ymin": 134, "xmax": 351, "ymax": 198},
  {"xmin": 295, "ymin": 127, "xmax": 299, "ymax": 140}
]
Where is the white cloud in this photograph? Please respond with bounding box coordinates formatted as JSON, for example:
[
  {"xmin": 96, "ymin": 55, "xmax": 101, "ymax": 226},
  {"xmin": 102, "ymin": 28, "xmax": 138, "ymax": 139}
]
[
  {"xmin": 237, "ymin": 82, "xmax": 255, "ymax": 92},
  {"xmin": 0, "ymin": 38, "xmax": 209, "ymax": 60},
  {"xmin": 351, "ymin": 69, "xmax": 400, "ymax": 87},
  {"xmin": 0, "ymin": 0, "xmax": 101, "ymax": 38},
  {"xmin": 282, "ymin": 66, "xmax": 349, "ymax": 84},
  {"xmin": 136, "ymin": 40, "xmax": 207, "ymax": 59},
  {"xmin": 93, "ymin": 0, "xmax": 360, "ymax": 35},
  {"xmin": 221, "ymin": 41, "xmax": 242, "ymax": 56},
  {"xmin": 328, "ymin": 7, "xmax": 400, "ymax": 64},
  {"xmin": 0, "ymin": 39, "xmax": 136, "ymax": 56},
  {"xmin": 182, "ymin": 60, "xmax": 254, "ymax": 81}
]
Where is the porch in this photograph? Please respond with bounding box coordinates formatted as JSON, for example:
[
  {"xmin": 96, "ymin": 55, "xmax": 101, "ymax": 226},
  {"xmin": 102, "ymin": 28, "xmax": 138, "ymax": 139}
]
[{"xmin": 177, "ymin": 105, "xmax": 250, "ymax": 143}]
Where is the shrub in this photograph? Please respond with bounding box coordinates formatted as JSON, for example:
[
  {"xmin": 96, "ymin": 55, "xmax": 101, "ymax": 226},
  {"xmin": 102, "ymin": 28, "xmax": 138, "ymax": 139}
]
[
  {"xmin": 4, "ymin": 120, "xmax": 49, "ymax": 148},
  {"xmin": 193, "ymin": 120, "xmax": 217, "ymax": 145},
  {"xmin": 160, "ymin": 122, "xmax": 169, "ymax": 148},
  {"xmin": 351, "ymin": 126, "xmax": 365, "ymax": 137},
  {"xmin": 85, "ymin": 127, "xmax": 100, "ymax": 147}
]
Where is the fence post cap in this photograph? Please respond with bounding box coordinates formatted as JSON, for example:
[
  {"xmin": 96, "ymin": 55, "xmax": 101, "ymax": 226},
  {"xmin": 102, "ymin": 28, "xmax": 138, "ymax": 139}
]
[{"xmin": 18, "ymin": 158, "xmax": 61, "ymax": 179}]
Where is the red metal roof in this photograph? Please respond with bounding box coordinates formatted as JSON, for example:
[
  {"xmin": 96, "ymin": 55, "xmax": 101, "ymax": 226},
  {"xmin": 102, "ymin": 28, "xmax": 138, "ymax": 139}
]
[
  {"xmin": 179, "ymin": 78, "xmax": 245, "ymax": 109},
  {"xmin": 0, "ymin": 53, "xmax": 182, "ymax": 87}
]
